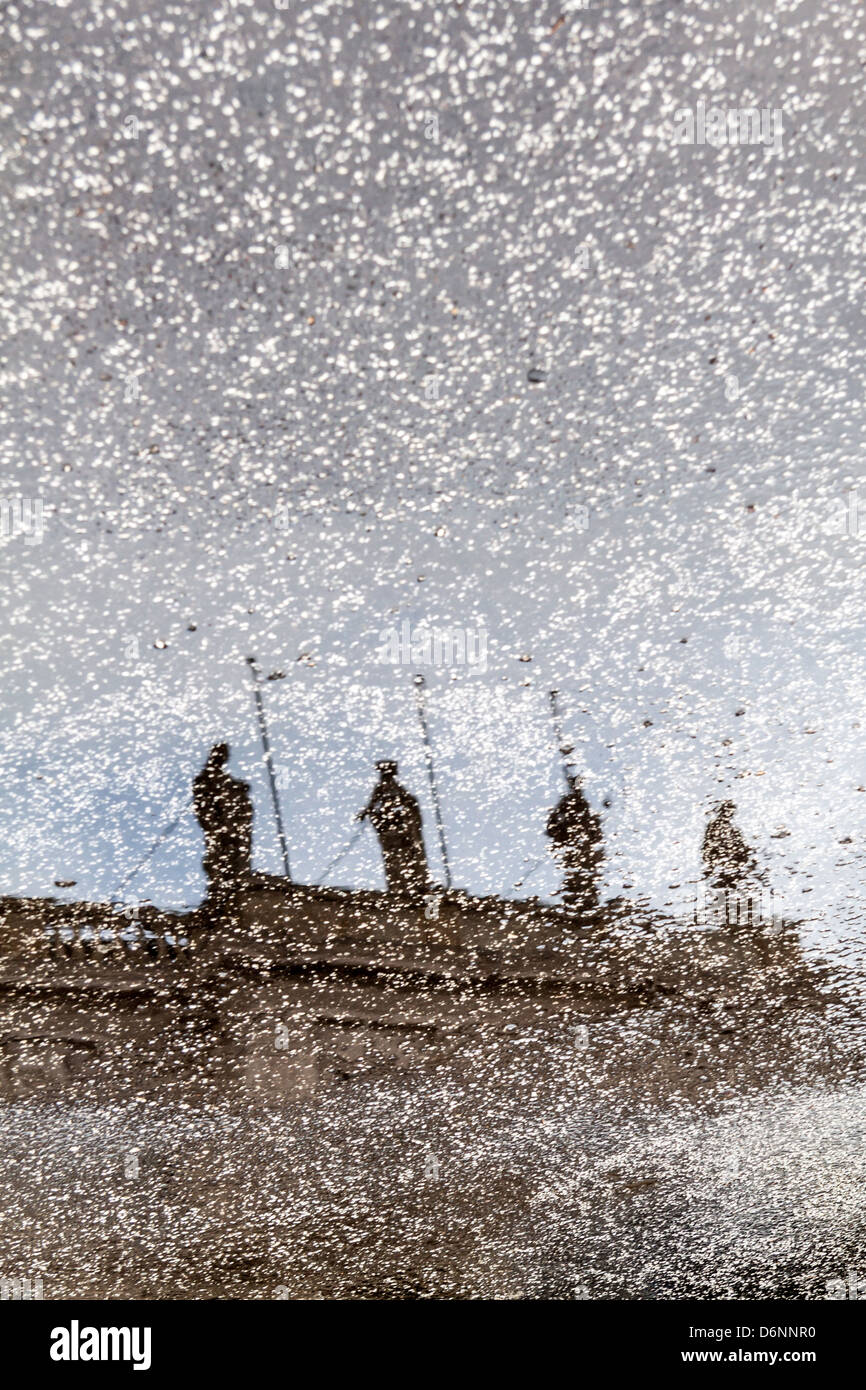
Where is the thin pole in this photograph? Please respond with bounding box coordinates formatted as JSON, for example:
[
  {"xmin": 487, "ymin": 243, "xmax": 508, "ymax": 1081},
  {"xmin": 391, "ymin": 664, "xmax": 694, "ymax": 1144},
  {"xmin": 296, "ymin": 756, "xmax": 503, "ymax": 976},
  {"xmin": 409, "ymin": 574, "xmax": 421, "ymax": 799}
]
[
  {"xmin": 246, "ymin": 656, "xmax": 291, "ymax": 879},
  {"xmin": 314, "ymin": 821, "xmax": 369, "ymax": 887},
  {"xmin": 111, "ymin": 793, "xmax": 194, "ymax": 901},
  {"xmin": 549, "ymin": 689, "xmax": 574, "ymax": 787},
  {"xmin": 413, "ymin": 673, "xmax": 452, "ymax": 889}
]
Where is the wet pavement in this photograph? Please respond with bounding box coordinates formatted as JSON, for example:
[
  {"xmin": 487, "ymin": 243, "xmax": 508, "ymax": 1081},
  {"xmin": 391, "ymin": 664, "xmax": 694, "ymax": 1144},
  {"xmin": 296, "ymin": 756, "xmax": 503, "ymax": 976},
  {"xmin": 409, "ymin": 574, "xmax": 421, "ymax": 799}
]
[
  {"xmin": 1, "ymin": 916, "xmax": 864, "ymax": 1300},
  {"xmin": 2, "ymin": 0, "xmax": 866, "ymax": 1304}
]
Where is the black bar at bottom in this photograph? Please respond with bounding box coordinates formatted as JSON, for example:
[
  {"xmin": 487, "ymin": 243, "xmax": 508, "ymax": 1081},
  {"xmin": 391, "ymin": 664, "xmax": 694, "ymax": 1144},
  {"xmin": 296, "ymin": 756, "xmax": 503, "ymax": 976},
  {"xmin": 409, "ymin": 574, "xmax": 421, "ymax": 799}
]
[{"xmin": 5, "ymin": 1298, "xmax": 857, "ymax": 1378}]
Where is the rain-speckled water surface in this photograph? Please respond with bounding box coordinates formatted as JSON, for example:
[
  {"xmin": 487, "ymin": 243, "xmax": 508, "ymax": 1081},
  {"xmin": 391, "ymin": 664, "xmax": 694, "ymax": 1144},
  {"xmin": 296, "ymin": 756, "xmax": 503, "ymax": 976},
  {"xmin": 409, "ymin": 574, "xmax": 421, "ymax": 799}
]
[{"xmin": 1, "ymin": 0, "xmax": 865, "ymax": 1302}]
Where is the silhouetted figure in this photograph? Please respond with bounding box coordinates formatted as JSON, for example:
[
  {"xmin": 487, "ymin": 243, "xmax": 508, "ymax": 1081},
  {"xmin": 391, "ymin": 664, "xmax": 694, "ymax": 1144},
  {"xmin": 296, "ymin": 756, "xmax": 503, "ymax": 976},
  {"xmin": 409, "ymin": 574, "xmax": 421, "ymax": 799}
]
[
  {"xmin": 358, "ymin": 761, "xmax": 429, "ymax": 897},
  {"xmin": 546, "ymin": 773, "xmax": 604, "ymax": 912},
  {"xmin": 702, "ymin": 800, "xmax": 758, "ymax": 892},
  {"xmin": 193, "ymin": 743, "xmax": 253, "ymax": 907}
]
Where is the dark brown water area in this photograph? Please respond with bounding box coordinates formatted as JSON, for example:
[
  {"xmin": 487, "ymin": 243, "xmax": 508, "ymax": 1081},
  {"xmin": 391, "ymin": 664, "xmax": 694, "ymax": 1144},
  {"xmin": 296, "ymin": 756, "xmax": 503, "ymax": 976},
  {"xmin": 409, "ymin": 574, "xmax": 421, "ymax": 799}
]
[{"xmin": 1, "ymin": 886, "xmax": 864, "ymax": 1300}]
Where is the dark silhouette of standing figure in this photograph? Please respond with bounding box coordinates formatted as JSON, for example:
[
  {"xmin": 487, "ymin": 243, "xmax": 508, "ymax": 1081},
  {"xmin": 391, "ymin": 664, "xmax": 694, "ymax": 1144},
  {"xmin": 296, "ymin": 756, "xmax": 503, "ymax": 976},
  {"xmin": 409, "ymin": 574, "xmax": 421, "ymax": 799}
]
[
  {"xmin": 702, "ymin": 800, "xmax": 758, "ymax": 891},
  {"xmin": 546, "ymin": 773, "xmax": 604, "ymax": 912},
  {"xmin": 193, "ymin": 743, "xmax": 253, "ymax": 907},
  {"xmin": 358, "ymin": 760, "xmax": 429, "ymax": 897}
]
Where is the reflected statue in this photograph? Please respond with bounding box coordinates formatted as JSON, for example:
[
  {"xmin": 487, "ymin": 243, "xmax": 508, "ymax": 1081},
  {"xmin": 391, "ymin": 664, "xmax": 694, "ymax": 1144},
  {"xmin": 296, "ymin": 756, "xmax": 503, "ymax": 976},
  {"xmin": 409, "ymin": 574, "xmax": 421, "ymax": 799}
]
[
  {"xmin": 358, "ymin": 760, "xmax": 429, "ymax": 898},
  {"xmin": 546, "ymin": 773, "xmax": 604, "ymax": 913},
  {"xmin": 702, "ymin": 800, "xmax": 759, "ymax": 892},
  {"xmin": 192, "ymin": 743, "xmax": 253, "ymax": 908}
]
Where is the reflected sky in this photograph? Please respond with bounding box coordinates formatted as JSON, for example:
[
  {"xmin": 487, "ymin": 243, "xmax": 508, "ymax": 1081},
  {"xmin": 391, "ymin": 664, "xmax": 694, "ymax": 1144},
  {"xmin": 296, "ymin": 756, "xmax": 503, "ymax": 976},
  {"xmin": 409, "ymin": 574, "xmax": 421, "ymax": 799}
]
[{"xmin": 1, "ymin": 0, "xmax": 865, "ymax": 930}]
